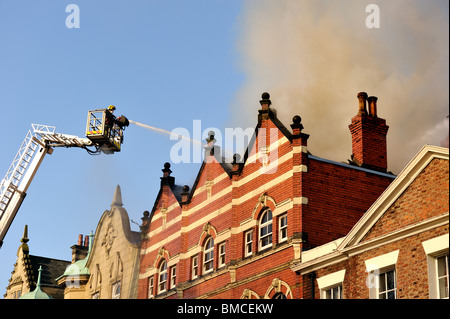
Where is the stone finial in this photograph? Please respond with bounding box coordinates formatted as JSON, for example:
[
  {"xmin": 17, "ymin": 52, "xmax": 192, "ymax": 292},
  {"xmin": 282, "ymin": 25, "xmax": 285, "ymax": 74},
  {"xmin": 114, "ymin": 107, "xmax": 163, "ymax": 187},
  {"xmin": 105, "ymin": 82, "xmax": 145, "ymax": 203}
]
[
  {"xmin": 19, "ymin": 224, "xmax": 30, "ymax": 254},
  {"xmin": 111, "ymin": 184, "xmax": 123, "ymax": 207},
  {"xmin": 291, "ymin": 115, "xmax": 304, "ymax": 133},
  {"xmin": 161, "ymin": 162, "xmax": 172, "ymax": 178},
  {"xmin": 260, "ymin": 92, "xmax": 272, "ymax": 109}
]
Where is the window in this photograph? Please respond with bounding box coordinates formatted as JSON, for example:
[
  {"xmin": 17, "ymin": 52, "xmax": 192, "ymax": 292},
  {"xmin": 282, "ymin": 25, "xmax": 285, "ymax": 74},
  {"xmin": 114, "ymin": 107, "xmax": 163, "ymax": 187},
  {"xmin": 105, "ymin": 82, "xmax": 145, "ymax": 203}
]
[
  {"xmin": 365, "ymin": 250, "xmax": 399, "ymax": 299},
  {"xmin": 148, "ymin": 276, "xmax": 154, "ymax": 299},
  {"xmin": 422, "ymin": 234, "xmax": 449, "ymax": 299},
  {"xmin": 92, "ymin": 292, "xmax": 99, "ymax": 299},
  {"xmin": 378, "ymin": 269, "xmax": 397, "ymax": 299},
  {"xmin": 158, "ymin": 260, "xmax": 168, "ymax": 293},
  {"xmin": 279, "ymin": 214, "xmax": 287, "ymax": 242},
  {"xmin": 192, "ymin": 256, "xmax": 198, "ymax": 280},
  {"xmin": 219, "ymin": 243, "xmax": 226, "ymax": 267},
  {"xmin": 324, "ymin": 285, "xmax": 342, "ymax": 299},
  {"xmin": 245, "ymin": 230, "xmax": 253, "ymax": 257},
  {"xmin": 112, "ymin": 281, "xmax": 121, "ymax": 299},
  {"xmin": 317, "ymin": 269, "xmax": 346, "ymax": 299},
  {"xmin": 272, "ymin": 292, "xmax": 287, "ymax": 299},
  {"xmin": 259, "ymin": 209, "xmax": 273, "ymax": 250},
  {"xmin": 204, "ymin": 237, "xmax": 214, "ymax": 273},
  {"xmin": 170, "ymin": 266, "xmax": 177, "ymax": 289},
  {"xmin": 437, "ymin": 254, "xmax": 449, "ymax": 299}
]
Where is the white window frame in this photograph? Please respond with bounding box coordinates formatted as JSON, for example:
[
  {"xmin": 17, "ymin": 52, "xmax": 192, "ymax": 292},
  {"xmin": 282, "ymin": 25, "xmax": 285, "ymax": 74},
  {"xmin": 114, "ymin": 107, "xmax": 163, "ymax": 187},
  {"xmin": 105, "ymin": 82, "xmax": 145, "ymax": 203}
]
[
  {"xmin": 279, "ymin": 214, "xmax": 288, "ymax": 243},
  {"xmin": 365, "ymin": 250, "xmax": 399, "ymax": 299},
  {"xmin": 170, "ymin": 266, "xmax": 177, "ymax": 289},
  {"xmin": 259, "ymin": 209, "xmax": 273, "ymax": 250},
  {"xmin": 112, "ymin": 281, "xmax": 121, "ymax": 299},
  {"xmin": 377, "ymin": 268, "xmax": 397, "ymax": 299},
  {"xmin": 422, "ymin": 234, "xmax": 450, "ymax": 299},
  {"xmin": 245, "ymin": 230, "xmax": 253, "ymax": 257},
  {"xmin": 148, "ymin": 276, "xmax": 154, "ymax": 299},
  {"xmin": 203, "ymin": 237, "xmax": 214, "ymax": 274},
  {"xmin": 317, "ymin": 269, "xmax": 346, "ymax": 299},
  {"xmin": 192, "ymin": 256, "xmax": 198, "ymax": 280},
  {"xmin": 158, "ymin": 260, "xmax": 168, "ymax": 294},
  {"xmin": 218, "ymin": 242, "xmax": 226, "ymax": 267},
  {"xmin": 436, "ymin": 254, "xmax": 449, "ymax": 299},
  {"xmin": 324, "ymin": 285, "xmax": 343, "ymax": 299}
]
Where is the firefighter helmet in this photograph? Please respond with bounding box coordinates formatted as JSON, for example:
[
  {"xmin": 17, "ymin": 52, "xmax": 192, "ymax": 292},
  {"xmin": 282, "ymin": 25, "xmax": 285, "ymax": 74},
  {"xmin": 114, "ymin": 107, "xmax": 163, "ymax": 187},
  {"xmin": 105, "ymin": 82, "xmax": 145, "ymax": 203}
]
[{"xmin": 108, "ymin": 105, "xmax": 116, "ymax": 111}]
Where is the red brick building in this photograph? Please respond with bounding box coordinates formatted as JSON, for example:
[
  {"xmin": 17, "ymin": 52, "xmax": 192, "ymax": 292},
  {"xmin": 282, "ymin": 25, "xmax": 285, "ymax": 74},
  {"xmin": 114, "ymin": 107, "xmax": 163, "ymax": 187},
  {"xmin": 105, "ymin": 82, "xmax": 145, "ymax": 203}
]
[
  {"xmin": 294, "ymin": 145, "xmax": 449, "ymax": 299},
  {"xmin": 137, "ymin": 92, "xmax": 396, "ymax": 299}
]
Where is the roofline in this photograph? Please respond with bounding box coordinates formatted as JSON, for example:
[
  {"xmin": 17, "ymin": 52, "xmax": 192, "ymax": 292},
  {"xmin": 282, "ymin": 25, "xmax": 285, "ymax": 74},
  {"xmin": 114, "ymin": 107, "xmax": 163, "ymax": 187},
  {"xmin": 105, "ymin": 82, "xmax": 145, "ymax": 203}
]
[
  {"xmin": 339, "ymin": 144, "xmax": 448, "ymax": 249},
  {"xmin": 309, "ymin": 155, "xmax": 396, "ymax": 178},
  {"xmin": 291, "ymin": 144, "xmax": 449, "ymax": 273}
]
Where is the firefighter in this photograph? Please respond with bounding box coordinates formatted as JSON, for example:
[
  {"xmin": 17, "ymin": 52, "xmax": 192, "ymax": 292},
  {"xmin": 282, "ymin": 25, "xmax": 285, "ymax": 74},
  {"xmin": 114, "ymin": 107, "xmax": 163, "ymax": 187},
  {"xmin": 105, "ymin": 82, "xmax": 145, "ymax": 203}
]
[{"xmin": 105, "ymin": 105, "xmax": 116, "ymax": 128}]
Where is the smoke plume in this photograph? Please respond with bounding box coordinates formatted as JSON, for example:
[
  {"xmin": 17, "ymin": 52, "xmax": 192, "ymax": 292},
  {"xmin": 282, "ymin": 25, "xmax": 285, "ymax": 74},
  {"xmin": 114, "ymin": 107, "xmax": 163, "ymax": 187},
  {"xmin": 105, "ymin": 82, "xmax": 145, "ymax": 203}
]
[{"xmin": 229, "ymin": 0, "xmax": 449, "ymax": 173}]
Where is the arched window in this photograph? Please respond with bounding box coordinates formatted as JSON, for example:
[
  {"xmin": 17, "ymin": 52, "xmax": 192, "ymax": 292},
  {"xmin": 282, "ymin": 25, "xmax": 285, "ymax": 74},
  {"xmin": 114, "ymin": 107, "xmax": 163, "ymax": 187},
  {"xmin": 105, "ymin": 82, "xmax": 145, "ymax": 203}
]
[
  {"xmin": 273, "ymin": 292, "xmax": 287, "ymax": 299},
  {"xmin": 158, "ymin": 260, "xmax": 168, "ymax": 293},
  {"xmin": 259, "ymin": 209, "xmax": 273, "ymax": 250},
  {"xmin": 203, "ymin": 237, "xmax": 214, "ymax": 274}
]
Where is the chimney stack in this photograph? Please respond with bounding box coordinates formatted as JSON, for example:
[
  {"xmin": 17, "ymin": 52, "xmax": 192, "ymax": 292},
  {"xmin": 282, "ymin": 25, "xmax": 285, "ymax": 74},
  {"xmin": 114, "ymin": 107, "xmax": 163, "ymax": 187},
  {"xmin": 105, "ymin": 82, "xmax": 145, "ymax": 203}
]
[
  {"xmin": 349, "ymin": 92, "xmax": 389, "ymax": 172},
  {"xmin": 71, "ymin": 234, "xmax": 89, "ymax": 263}
]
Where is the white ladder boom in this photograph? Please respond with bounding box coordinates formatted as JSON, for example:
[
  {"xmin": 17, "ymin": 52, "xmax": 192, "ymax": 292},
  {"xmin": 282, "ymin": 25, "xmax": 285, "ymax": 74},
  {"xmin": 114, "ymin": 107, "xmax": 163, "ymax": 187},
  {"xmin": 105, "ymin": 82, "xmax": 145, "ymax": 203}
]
[{"xmin": 0, "ymin": 124, "xmax": 94, "ymax": 247}]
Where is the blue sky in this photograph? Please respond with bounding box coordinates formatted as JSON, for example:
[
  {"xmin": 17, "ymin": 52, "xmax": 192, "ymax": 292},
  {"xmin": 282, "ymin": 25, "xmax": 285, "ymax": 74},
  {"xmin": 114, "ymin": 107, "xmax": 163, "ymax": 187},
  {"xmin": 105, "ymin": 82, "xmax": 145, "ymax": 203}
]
[
  {"xmin": 0, "ymin": 0, "xmax": 448, "ymax": 295},
  {"xmin": 0, "ymin": 0, "xmax": 244, "ymax": 291}
]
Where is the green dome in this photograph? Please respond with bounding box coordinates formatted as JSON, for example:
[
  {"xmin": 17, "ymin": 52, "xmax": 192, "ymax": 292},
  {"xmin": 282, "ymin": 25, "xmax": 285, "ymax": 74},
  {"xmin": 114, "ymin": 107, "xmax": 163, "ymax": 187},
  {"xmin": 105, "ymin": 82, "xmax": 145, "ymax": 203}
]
[
  {"xmin": 20, "ymin": 266, "xmax": 52, "ymax": 299},
  {"xmin": 56, "ymin": 232, "xmax": 93, "ymax": 281}
]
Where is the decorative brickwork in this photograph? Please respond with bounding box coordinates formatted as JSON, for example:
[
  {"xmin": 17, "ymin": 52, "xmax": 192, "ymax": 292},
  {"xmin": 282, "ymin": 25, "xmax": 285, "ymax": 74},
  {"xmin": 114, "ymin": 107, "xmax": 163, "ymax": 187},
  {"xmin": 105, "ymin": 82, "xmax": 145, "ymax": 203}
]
[{"xmin": 138, "ymin": 92, "xmax": 396, "ymax": 299}]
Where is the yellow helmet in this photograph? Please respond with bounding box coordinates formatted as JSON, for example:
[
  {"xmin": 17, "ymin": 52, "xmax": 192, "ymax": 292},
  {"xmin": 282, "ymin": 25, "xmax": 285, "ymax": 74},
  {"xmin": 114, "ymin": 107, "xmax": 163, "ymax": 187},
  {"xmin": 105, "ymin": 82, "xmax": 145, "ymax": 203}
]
[{"xmin": 108, "ymin": 105, "xmax": 116, "ymax": 111}]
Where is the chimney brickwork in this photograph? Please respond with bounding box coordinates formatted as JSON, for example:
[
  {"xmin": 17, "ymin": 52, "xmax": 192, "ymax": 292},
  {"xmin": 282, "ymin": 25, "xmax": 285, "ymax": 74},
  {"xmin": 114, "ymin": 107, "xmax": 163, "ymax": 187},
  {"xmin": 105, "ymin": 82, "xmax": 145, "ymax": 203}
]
[{"xmin": 349, "ymin": 92, "xmax": 389, "ymax": 172}]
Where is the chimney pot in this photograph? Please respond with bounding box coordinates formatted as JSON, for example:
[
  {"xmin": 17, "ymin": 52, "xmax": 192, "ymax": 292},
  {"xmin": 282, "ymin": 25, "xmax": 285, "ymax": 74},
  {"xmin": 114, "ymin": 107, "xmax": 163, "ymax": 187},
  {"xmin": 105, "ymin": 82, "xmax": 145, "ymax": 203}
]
[
  {"xmin": 84, "ymin": 235, "xmax": 89, "ymax": 247},
  {"xmin": 78, "ymin": 234, "xmax": 83, "ymax": 246},
  {"xmin": 368, "ymin": 96, "xmax": 378, "ymax": 117},
  {"xmin": 357, "ymin": 92, "xmax": 368, "ymax": 115}
]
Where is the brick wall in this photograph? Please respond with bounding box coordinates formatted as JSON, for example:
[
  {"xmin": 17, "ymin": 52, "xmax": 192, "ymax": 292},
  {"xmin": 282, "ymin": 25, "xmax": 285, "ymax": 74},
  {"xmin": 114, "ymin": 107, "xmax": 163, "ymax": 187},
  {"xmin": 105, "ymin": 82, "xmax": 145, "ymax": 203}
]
[{"xmin": 137, "ymin": 92, "xmax": 396, "ymax": 299}]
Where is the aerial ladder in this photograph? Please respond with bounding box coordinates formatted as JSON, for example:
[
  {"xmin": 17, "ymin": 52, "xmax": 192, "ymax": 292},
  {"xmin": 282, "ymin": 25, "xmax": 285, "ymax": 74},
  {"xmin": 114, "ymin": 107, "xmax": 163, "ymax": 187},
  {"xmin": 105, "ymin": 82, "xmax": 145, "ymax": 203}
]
[{"xmin": 0, "ymin": 108, "xmax": 129, "ymax": 247}]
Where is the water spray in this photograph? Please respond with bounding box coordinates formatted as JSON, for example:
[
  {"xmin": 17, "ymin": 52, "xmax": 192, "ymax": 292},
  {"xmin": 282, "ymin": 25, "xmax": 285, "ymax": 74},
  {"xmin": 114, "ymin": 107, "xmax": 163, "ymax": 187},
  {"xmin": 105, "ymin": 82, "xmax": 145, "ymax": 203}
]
[{"xmin": 129, "ymin": 120, "xmax": 204, "ymax": 146}]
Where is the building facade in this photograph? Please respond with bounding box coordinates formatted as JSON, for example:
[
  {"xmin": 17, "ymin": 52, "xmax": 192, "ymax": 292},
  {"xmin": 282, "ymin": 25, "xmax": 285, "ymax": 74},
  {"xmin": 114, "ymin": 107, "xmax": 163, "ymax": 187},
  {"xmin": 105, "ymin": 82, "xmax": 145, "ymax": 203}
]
[
  {"xmin": 137, "ymin": 92, "xmax": 396, "ymax": 299},
  {"xmin": 3, "ymin": 225, "xmax": 70, "ymax": 299},
  {"xmin": 293, "ymin": 145, "xmax": 449, "ymax": 299},
  {"xmin": 56, "ymin": 185, "xmax": 144, "ymax": 299},
  {"xmin": 4, "ymin": 92, "xmax": 447, "ymax": 300}
]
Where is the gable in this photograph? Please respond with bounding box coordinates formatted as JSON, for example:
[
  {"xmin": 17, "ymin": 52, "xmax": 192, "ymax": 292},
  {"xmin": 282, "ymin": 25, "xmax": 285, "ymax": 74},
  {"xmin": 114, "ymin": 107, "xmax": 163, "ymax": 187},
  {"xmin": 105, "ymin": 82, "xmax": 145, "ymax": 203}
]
[
  {"xmin": 240, "ymin": 117, "xmax": 292, "ymax": 177},
  {"xmin": 339, "ymin": 145, "xmax": 449, "ymax": 249},
  {"xmin": 362, "ymin": 157, "xmax": 449, "ymax": 242}
]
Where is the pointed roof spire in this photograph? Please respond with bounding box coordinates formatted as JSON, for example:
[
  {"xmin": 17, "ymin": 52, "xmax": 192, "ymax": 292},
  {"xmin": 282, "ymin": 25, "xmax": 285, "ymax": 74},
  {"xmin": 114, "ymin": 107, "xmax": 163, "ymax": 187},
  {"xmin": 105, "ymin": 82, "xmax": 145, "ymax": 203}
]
[
  {"xmin": 18, "ymin": 224, "xmax": 30, "ymax": 255},
  {"xmin": 111, "ymin": 184, "xmax": 123, "ymax": 207},
  {"xmin": 36, "ymin": 265, "xmax": 43, "ymax": 287},
  {"xmin": 87, "ymin": 230, "xmax": 94, "ymax": 253}
]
